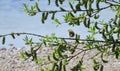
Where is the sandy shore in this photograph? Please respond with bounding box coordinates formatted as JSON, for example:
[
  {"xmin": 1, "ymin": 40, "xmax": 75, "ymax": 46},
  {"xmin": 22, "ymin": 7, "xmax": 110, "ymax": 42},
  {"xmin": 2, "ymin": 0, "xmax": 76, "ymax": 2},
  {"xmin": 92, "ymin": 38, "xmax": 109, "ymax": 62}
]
[{"xmin": 0, "ymin": 46, "xmax": 120, "ymax": 71}]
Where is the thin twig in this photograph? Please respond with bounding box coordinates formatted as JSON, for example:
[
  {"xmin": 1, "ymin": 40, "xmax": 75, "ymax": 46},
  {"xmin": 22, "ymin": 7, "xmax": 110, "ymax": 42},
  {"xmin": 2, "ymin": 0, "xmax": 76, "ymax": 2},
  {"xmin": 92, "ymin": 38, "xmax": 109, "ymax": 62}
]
[
  {"xmin": 36, "ymin": 4, "xmax": 115, "ymax": 13},
  {"xmin": 1, "ymin": 32, "xmax": 120, "ymax": 43}
]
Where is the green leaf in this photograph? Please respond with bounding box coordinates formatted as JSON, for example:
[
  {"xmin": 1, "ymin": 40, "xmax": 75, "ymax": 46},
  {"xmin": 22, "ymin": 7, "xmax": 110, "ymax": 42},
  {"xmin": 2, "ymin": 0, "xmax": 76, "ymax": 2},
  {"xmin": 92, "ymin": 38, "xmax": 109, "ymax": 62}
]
[
  {"xmin": 48, "ymin": 0, "xmax": 50, "ymax": 5},
  {"xmin": 44, "ymin": 12, "xmax": 49, "ymax": 20},
  {"xmin": 35, "ymin": 58, "xmax": 42, "ymax": 64},
  {"xmin": 40, "ymin": 67, "xmax": 44, "ymax": 71},
  {"xmin": 59, "ymin": 0, "xmax": 64, "ymax": 4},
  {"xmin": 53, "ymin": 52, "xmax": 59, "ymax": 61},
  {"xmin": 2, "ymin": 36, "xmax": 5, "ymax": 44},
  {"xmin": 23, "ymin": 3, "xmax": 29, "ymax": 13},
  {"xmin": 41, "ymin": 12, "xmax": 45, "ymax": 23},
  {"xmin": 55, "ymin": 0, "xmax": 59, "ymax": 7},
  {"xmin": 35, "ymin": 2, "xmax": 41, "ymax": 12},
  {"xmin": 87, "ymin": 18, "xmax": 90, "ymax": 28},
  {"xmin": 54, "ymin": 18, "xmax": 61, "ymax": 24},
  {"xmin": 94, "ymin": 14, "xmax": 100, "ymax": 19},
  {"xmin": 47, "ymin": 55, "xmax": 51, "ymax": 61},
  {"xmin": 59, "ymin": 61, "xmax": 62, "ymax": 71},
  {"xmin": 95, "ymin": 22, "xmax": 100, "ymax": 29},
  {"xmin": 83, "ymin": 17, "xmax": 87, "ymax": 27},
  {"xmin": 76, "ymin": 3, "xmax": 81, "ymax": 10},
  {"xmin": 100, "ymin": 64, "xmax": 104, "ymax": 71},
  {"xmin": 51, "ymin": 12, "xmax": 55, "ymax": 20},
  {"xmin": 101, "ymin": 29, "xmax": 108, "ymax": 41},
  {"xmin": 11, "ymin": 33, "xmax": 15, "ymax": 39},
  {"xmin": 19, "ymin": 52, "xmax": 26, "ymax": 60},
  {"xmin": 51, "ymin": 62, "xmax": 57, "ymax": 71},
  {"xmin": 63, "ymin": 59, "xmax": 68, "ymax": 65},
  {"xmin": 57, "ymin": 48, "xmax": 63, "ymax": 58},
  {"xmin": 102, "ymin": 59, "xmax": 108, "ymax": 63},
  {"xmin": 84, "ymin": 1, "xmax": 88, "ymax": 9},
  {"xmin": 96, "ymin": 0, "xmax": 100, "ymax": 10},
  {"xmin": 25, "ymin": 51, "xmax": 31, "ymax": 57},
  {"xmin": 69, "ymin": 2, "xmax": 76, "ymax": 13}
]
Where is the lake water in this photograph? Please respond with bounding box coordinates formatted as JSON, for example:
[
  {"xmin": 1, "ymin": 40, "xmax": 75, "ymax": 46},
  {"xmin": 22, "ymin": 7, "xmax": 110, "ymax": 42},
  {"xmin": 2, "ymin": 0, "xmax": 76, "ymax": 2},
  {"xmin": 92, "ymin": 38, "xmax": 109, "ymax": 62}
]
[{"xmin": 0, "ymin": 0, "xmax": 115, "ymax": 48}]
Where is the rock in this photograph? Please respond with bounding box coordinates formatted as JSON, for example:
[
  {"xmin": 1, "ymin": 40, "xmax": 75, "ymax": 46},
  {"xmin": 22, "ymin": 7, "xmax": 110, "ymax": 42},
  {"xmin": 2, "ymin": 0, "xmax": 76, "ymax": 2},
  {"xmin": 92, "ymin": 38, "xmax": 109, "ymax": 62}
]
[{"xmin": 0, "ymin": 48, "xmax": 6, "ymax": 51}]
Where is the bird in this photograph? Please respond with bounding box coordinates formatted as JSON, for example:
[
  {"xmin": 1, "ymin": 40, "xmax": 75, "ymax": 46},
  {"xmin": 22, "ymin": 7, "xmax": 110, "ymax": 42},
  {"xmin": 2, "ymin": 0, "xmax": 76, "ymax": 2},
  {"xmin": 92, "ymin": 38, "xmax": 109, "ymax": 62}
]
[{"xmin": 67, "ymin": 29, "xmax": 75, "ymax": 37}]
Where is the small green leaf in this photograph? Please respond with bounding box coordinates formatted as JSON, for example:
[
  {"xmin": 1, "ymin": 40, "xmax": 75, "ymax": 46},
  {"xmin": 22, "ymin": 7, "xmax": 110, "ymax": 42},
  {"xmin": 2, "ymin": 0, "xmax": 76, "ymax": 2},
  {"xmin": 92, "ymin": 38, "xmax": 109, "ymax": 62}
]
[
  {"xmin": 63, "ymin": 59, "xmax": 68, "ymax": 65},
  {"xmin": 100, "ymin": 64, "xmax": 104, "ymax": 71},
  {"xmin": 55, "ymin": 0, "xmax": 59, "ymax": 7},
  {"xmin": 11, "ymin": 33, "xmax": 15, "ymax": 39},
  {"xmin": 76, "ymin": 3, "xmax": 81, "ymax": 10},
  {"xmin": 2, "ymin": 37, "xmax": 5, "ymax": 44},
  {"xmin": 59, "ymin": 61, "xmax": 62, "ymax": 71},
  {"xmin": 53, "ymin": 52, "xmax": 59, "ymax": 61},
  {"xmin": 95, "ymin": 22, "xmax": 100, "ymax": 29},
  {"xmin": 83, "ymin": 17, "xmax": 87, "ymax": 27},
  {"xmin": 96, "ymin": 0, "xmax": 100, "ymax": 10},
  {"xmin": 57, "ymin": 48, "xmax": 63, "ymax": 58},
  {"xmin": 54, "ymin": 18, "xmax": 61, "ymax": 24},
  {"xmin": 87, "ymin": 18, "xmax": 90, "ymax": 28},
  {"xmin": 41, "ymin": 12, "xmax": 45, "ymax": 23},
  {"xmin": 69, "ymin": 2, "xmax": 76, "ymax": 13},
  {"xmin": 47, "ymin": 55, "xmax": 51, "ymax": 61},
  {"xmin": 51, "ymin": 12, "xmax": 55, "ymax": 20},
  {"xmin": 25, "ymin": 51, "xmax": 31, "ymax": 57},
  {"xmin": 19, "ymin": 52, "xmax": 26, "ymax": 60},
  {"xmin": 59, "ymin": 0, "xmax": 64, "ymax": 4},
  {"xmin": 51, "ymin": 62, "xmax": 57, "ymax": 71},
  {"xmin": 48, "ymin": 0, "xmax": 50, "ymax": 5},
  {"xmin": 102, "ymin": 59, "xmax": 108, "ymax": 63},
  {"xmin": 35, "ymin": 2, "xmax": 41, "ymax": 12},
  {"xmin": 44, "ymin": 12, "xmax": 48, "ymax": 20},
  {"xmin": 94, "ymin": 14, "xmax": 100, "ymax": 19},
  {"xmin": 84, "ymin": 1, "xmax": 88, "ymax": 9},
  {"xmin": 23, "ymin": 3, "xmax": 29, "ymax": 13}
]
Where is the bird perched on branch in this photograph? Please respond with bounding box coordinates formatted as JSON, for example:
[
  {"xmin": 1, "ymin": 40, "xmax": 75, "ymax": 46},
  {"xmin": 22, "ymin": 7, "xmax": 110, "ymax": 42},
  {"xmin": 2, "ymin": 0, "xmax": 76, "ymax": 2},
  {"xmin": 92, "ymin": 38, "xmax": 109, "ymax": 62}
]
[{"xmin": 67, "ymin": 29, "xmax": 75, "ymax": 37}]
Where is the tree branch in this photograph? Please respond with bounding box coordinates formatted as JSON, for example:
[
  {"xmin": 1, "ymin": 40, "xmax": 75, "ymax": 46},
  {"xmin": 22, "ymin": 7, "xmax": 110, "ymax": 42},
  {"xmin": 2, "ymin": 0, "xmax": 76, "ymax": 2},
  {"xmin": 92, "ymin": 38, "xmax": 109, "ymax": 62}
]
[
  {"xmin": 36, "ymin": 4, "xmax": 115, "ymax": 13},
  {"xmin": 0, "ymin": 32, "xmax": 120, "ymax": 43}
]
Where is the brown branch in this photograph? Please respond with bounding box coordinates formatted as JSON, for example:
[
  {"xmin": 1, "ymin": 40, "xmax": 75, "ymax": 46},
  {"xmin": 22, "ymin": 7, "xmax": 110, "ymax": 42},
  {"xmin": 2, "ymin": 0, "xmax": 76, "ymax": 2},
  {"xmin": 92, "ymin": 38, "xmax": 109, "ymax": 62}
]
[
  {"xmin": 36, "ymin": 4, "xmax": 115, "ymax": 13},
  {"xmin": 67, "ymin": 48, "xmax": 93, "ymax": 61},
  {"xmin": 1, "ymin": 32, "xmax": 120, "ymax": 43}
]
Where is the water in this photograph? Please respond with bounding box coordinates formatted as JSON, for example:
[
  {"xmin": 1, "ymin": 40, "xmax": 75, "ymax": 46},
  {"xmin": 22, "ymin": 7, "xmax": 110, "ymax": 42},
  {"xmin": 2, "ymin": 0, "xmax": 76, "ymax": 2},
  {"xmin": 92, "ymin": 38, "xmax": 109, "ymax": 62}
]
[{"xmin": 0, "ymin": 0, "xmax": 115, "ymax": 48}]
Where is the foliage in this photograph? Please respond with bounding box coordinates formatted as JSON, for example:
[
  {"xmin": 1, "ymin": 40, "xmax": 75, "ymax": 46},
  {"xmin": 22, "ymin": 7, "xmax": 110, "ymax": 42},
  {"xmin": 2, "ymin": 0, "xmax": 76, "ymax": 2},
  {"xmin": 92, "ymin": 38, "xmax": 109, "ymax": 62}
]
[{"xmin": 1, "ymin": 0, "xmax": 120, "ymax": 71}]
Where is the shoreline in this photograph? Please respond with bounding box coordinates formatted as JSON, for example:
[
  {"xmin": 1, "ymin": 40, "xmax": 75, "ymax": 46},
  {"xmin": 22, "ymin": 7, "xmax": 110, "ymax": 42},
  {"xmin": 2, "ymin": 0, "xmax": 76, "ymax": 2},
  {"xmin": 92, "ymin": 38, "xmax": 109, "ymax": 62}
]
[{"xmin": 0, "ymin": 45, "xmax": 120, "ymax": 71}]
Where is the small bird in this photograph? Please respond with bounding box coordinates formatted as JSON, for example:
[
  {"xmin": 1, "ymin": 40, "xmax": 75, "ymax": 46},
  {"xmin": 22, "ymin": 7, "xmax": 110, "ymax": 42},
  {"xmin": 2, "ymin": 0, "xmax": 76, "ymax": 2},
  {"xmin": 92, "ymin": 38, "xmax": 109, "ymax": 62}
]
[{"xmin": 67, "ymin": 29, "xmax": 75, "ymax": 37}]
